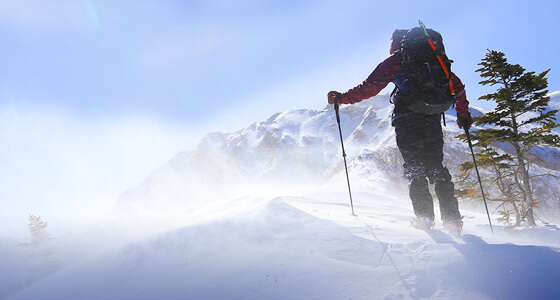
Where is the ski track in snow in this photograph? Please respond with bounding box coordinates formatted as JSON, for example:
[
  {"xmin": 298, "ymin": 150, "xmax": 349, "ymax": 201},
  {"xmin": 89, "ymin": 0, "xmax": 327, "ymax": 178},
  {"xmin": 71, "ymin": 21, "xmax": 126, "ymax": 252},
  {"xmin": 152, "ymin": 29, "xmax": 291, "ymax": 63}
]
[{"xmin": 6, "ymin": 192, "xmax": 560, "ymax": 300}]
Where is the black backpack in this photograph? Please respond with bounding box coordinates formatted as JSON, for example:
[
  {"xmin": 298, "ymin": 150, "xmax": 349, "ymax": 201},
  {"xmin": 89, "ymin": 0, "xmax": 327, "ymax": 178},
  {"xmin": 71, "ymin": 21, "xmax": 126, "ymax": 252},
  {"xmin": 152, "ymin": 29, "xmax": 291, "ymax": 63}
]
[{"xmin": 393, "ymin": 23, "xmax": 455, "ymax": 114}]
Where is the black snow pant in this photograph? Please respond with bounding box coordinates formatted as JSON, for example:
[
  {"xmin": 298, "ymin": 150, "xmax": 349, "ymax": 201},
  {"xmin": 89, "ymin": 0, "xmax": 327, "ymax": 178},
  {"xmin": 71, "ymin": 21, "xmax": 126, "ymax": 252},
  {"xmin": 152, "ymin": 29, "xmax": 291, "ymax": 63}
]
[{"xmin": 393, "ymin": 113, "xmax": 461, "ymax": 222}]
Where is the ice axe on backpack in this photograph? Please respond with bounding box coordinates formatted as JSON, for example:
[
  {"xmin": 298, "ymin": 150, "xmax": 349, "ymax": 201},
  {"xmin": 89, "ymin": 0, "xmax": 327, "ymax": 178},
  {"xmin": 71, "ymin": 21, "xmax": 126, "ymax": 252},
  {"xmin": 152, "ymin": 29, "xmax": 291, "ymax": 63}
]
[
  {"xmin": 464, "ymin": 127, "xmax": 495, "ymax": 236},
  {"xmin": 333, "ymin": 99, "xmax": 356, "ymax": 216}
]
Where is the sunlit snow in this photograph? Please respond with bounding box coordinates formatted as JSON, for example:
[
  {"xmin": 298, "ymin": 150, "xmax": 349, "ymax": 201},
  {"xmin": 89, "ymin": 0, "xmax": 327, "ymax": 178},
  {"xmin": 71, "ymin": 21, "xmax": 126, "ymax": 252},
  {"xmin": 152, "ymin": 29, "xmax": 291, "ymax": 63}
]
[{"xmin": 3, "ymin": 93, "xmax": 560, "ymax": 300}]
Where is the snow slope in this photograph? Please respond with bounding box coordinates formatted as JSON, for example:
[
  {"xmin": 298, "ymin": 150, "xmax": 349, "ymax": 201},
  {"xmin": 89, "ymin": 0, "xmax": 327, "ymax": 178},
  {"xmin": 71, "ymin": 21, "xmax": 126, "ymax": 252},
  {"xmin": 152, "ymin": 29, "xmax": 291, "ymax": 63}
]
[
  {"xmin": 109, "ymin": 95, "xmax": 407, "ymax": 238},
  {"xmin": 5, "ymin": 93, "xmax": 560, "ymax": 299},
  {"xmin": 108, "ymin": 93, "xmax": 560, "ymax": 238},
  {"xmin": 8, "ymin": 193, "xmax": 560, "ymax": 300}
]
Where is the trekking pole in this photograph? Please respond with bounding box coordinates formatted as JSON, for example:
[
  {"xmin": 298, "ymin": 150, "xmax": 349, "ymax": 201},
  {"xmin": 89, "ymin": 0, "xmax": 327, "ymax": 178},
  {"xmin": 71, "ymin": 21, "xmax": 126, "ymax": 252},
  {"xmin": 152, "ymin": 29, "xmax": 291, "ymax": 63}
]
[
  {"xmin": 464, "ymin": 128, "xmax": 494, "ymax": 236},
  {"xmin": 334, "ymin": 100, "xmax": 356, "ymax": 216}
]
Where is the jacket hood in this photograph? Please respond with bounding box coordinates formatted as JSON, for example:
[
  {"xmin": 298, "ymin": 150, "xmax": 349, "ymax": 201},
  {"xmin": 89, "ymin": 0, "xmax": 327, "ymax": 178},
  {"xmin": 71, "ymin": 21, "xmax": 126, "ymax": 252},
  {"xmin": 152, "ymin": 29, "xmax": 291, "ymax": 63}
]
[{"xmin": 389, "ymin": 29, "xmax": 408, "ymax": 54}]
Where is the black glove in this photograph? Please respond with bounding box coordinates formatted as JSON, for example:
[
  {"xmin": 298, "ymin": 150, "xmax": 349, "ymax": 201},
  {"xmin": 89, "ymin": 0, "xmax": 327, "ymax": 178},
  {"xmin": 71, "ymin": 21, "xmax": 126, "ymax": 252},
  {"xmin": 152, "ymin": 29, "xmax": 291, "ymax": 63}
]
[
  {"xmin": 328, "ymin": 91, "xmax": 341, "ymax": 104},
  {"xmin": 457, "ymin": 112, "xmax": 474, "ymax": 130}
]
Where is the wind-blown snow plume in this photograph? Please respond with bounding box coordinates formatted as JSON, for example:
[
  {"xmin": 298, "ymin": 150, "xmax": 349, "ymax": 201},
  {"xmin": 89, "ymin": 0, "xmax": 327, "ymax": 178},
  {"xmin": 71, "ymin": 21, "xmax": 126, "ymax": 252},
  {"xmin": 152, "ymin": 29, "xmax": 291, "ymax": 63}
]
[
  {"xmin": 109, "ymin": 93, "xmax": 560, "ymax": 237},
  {"xmin": 110, "ymin": 95, "xmax": 402, "ymax": 234},
  {"xmin": 4, "ymin": 93, "xmax": 560, "ymax": 300}
]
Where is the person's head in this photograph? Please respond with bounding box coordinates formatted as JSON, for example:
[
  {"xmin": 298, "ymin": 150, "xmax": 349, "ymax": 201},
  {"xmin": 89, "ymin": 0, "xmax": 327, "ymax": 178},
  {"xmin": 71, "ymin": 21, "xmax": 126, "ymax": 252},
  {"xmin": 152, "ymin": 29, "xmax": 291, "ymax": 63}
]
[{"xmin": 389, "ymin": 29, "xmax": 408, "ymax": 54}]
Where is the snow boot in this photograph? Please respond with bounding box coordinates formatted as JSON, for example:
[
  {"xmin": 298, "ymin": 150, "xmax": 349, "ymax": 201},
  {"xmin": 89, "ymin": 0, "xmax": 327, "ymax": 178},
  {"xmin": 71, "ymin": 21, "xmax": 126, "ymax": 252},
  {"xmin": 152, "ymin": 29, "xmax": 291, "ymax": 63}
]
[
  {"xmin": 412, "ymin": 217, "xmax": 435, "ymax": 230},
  {"xmin": 443, "ymin": 220, "xmax": 463, "ymax": 237}
]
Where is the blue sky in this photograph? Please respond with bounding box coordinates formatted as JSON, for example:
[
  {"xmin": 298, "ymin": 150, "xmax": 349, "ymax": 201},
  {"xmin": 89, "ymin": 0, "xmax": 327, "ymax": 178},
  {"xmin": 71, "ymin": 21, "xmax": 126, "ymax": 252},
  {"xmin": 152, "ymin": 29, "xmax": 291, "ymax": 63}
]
[
  {"xmin": 1, "ymin": 0, "xmax": 560, "ymax": 236},
  {"xmin": 2, "ymin": 1, "xmax": 560, "ymax": 127}
]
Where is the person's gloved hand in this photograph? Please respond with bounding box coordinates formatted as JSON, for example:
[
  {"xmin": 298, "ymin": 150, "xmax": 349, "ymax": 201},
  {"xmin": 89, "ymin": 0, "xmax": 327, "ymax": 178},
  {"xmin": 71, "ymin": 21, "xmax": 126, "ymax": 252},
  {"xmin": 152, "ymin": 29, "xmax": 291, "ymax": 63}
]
[
  {"xmin": 328, "ymin": 91, "xmax": 341, "ymax": 104},
  {"xmin": 457, "ymin": 112, "xmax": 474, "ymax": 130}
]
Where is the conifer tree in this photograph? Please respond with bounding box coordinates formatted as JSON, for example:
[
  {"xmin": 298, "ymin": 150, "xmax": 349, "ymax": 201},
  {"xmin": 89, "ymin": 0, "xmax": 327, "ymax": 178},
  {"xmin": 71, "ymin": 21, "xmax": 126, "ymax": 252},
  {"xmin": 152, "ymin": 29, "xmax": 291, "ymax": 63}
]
[
  {"xmin": 19, "ymin": 214, "xmax": 59, "ymax": 283},
  {"xmin": 465, "ymin": 50, "xmax": 559, "ymax": 226},
  {"xmin": 459, "ymin": 140, "xmax": 522, "ymax": 226}
]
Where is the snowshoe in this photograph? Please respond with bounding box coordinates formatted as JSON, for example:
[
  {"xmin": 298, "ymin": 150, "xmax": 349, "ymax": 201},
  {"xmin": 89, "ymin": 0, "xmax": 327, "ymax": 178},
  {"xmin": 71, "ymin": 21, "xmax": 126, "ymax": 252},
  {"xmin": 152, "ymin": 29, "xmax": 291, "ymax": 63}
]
[
  {"xmin": 443, "ymin": 220, "xmax": 463, "ymax": 237},
  {"xmin": 411, "ymin": 217, "xmax": 435, "ymax": 230}
]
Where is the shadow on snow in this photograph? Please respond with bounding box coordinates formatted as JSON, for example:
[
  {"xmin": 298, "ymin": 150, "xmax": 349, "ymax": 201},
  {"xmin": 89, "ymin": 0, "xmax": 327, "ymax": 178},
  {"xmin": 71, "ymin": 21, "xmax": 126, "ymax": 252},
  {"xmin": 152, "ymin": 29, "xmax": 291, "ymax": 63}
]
[{"xmin": 429, "ymin": 230, "xmax": 560, "ymax": 300}]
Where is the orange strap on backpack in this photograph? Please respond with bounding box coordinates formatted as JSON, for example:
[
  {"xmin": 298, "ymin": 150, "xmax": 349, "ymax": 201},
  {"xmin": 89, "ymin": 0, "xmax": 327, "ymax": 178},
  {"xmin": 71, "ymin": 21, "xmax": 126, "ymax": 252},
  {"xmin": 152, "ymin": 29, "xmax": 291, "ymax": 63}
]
[{"xmin": 419, "ymin": 21, "xmax": 456, "ymax": 96}]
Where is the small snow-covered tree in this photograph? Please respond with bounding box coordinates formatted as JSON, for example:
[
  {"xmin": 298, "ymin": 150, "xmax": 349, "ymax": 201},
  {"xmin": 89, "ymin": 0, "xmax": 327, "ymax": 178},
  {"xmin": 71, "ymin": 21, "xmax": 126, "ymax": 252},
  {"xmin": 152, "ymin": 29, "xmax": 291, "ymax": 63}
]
[{"xmin": 19, "ymin": 214, "xmax": 60, "ymax": 283}]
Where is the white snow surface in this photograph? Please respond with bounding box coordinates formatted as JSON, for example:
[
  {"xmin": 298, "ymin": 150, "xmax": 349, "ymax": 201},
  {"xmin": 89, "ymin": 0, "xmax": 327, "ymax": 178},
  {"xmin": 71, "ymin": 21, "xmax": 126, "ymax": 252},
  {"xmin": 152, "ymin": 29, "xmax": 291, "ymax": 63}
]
[
  {"xmin": 4, "ymin": 93, "xmax": 560, "ymax": 300},
  {"xmin": 7, "ymin": 193, "xmax": 560, "ymax": 300}
]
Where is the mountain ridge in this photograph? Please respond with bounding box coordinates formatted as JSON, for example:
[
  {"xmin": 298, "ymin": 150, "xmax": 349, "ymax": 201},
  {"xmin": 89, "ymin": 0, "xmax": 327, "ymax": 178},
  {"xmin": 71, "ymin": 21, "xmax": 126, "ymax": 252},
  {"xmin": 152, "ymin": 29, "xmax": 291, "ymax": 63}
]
[
  {"xmin": 112, "ymin": 92, "xmax": 560, "ymax": 235},
  {"xmin": 5, "ymin": 93, "xmax": 560, "ymax": 300}
]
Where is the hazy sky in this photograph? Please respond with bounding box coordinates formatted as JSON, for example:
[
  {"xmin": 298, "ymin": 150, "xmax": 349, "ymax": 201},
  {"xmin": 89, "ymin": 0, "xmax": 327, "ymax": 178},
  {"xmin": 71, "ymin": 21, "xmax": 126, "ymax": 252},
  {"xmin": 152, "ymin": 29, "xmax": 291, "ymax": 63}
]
[{"xmin": 2, "ymin": 0, "xmax": 560, "ymax": 236}]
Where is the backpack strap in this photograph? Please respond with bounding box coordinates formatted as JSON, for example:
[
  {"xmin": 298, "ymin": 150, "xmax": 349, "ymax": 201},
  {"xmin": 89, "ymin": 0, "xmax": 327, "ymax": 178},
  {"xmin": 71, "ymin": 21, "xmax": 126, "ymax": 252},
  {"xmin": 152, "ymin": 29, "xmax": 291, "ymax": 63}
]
[
  {"xmin": 418, "ymin": 20, "xmax": 456, "ymax": 97},
  {"xmin": 389, "ymin": 86, "xmax": 399, "ymax": 104}
]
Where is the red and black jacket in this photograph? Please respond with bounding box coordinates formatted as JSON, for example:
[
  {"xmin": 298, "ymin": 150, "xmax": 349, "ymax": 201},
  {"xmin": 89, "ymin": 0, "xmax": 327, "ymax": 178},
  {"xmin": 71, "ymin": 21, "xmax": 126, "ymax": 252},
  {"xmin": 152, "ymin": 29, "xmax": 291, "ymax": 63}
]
[{"xmin": 337, "ymin": 52, "xmax": 469, "ymax": 116}]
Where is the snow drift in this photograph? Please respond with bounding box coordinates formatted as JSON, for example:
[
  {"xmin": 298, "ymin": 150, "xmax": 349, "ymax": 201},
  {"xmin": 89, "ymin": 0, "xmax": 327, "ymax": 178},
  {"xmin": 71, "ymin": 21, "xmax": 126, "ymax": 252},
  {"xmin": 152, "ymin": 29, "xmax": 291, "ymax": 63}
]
[
  {"xmin": 110, "ymin": 93, "xmax": 560, "ymax": 237},
  {"xmin": 4, "ymin": 93, "xmax": 560, "ymax": 299},
  {"xmin": 8, "ymin": 195, "xmax": 560, "ymax": 300}
]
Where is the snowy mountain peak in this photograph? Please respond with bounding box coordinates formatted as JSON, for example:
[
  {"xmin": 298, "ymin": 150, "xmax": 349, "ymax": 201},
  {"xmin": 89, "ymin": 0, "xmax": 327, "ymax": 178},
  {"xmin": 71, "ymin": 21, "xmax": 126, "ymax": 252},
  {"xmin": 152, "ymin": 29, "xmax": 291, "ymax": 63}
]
[
  {"xmin": 5, "ymin": 93, "xmax": 560, "ymax": 300},
  {"xmin": 107, "ymin": 94, "xmax": 410, "ymax": 236},
  {"xmin": 111, "ymin": 92, "xmax": 560, "ymax": 237}
]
